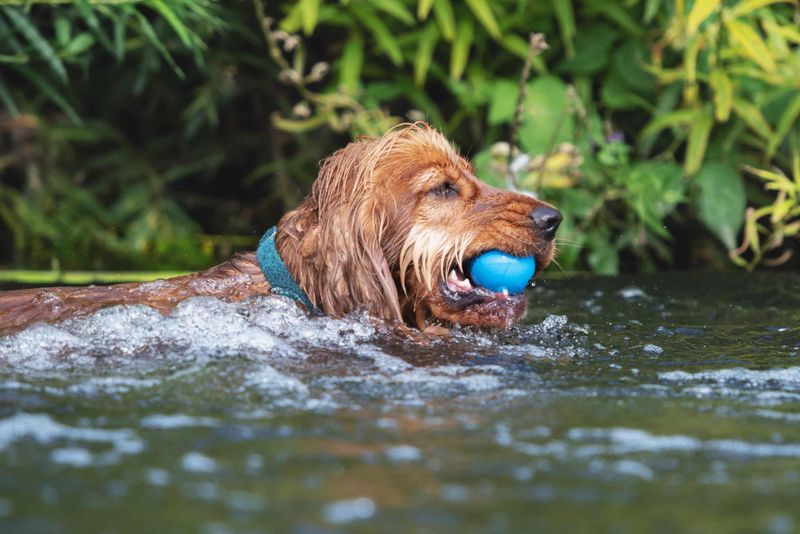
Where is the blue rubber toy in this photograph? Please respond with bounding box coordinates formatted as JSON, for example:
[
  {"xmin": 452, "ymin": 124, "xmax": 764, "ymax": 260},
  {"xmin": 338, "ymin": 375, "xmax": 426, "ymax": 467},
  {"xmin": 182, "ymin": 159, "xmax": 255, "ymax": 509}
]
[{"xmin": 467, "ymin": 250, "xmax": 536, "ymax": 294}]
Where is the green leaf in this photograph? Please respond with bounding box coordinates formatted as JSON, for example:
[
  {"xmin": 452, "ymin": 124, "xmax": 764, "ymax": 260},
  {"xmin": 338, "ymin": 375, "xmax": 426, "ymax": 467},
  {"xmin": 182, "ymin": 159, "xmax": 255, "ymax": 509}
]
[
  {"xmin": 113, "ymin": 10, "xmax": 129, "ymax": 61},
  {"xmin": 557, "ymin": 24, "xmax": 617, "ymax": 76},
  {"xmin": 4, "ymin": 7, "xmax": 68, "ymax": 83},
  {"xmin": 54, "ymin": 16, "xmax": 71, "ymax": 47},
  {"xmin": 149, "ymin": 0, "xmax": 196, "ymax": 47},
  {"xmin": 552, "ymin": 0, "xmax": 575, "ymax": 56},
  {"xmin": 767, "ymin": 91, "xmax": 800, "ymax": 158},
  {"xmin": 601, "ymin": 71, "xmax": 639, "ymax": 110},
  {"xmin": 63, "ymin": 33, "xmax": 95, "ymax": 57},
  {"xmin": 449, "ymin": 17, "xmax": 473, "ymax": 80},
  {"xmin": 487, "ymin": 79, "xmax": 519, "ymax": 124},
  {"xmin": 709, "ymin": 69, "xmax": 733, "ymax": 121},
  {"xmin": 432, "ymin": 0, "xmax": 455, "ymax": 41},
  {"xmin": 279, "ymin": 2, "xmax": 303, "ymax": 33},
  {"xmin": 130, "ymin": 9, "xmax": 185, "ymax": 78},
  {"xmin": 417, "ymin": 0, "xmax": 435, "ymax": 19},
  {"xmin": 519, "ymin": 76, "xmax": 575, "ymax": 155},
  {"xmin": 639, "ymin": 108, "xmax": 696, "ymax": 140},
  {"xmin": 74, "ymin": 0, "xmax": 116, "ymax": 57},
  {"xmin": 730, "ymin": 0, "xmax": 795, "ymax": 18},
  {"xmin": 684, "ymin": 106, "xmax": 713, "ymax": 175},
  {"xmin": 724, "ymin": 18, "xmax": 777, "ymax": 72},
  {"xmin": 367, "ymin": 0, "xmax": 415, "ymax": 25},
  {"xmin": 352, "ymin": 5, "xmax": 404, "ymax": 65},
  {"xmin": 695, "ymin": 162, "xmax": 746, "ymax": 250},
  {"xmin": 588, "ymin": 237, "xmax": 619, "ymax": 275},
  {"xmin": 583, "ymin": 0, "xmax": 644, "ymax": 36},
  {"xmin": 643, "ymin": 0, "xmax": 663, "ymax": 23},
  {"xmin": 465, "ymin": 0, "xmax": 501, "ymax": 40},
  {"xmin": 339, "ymin": 30, "xmax": 364, "ymax": 93},
  {"xmin": 686, "ymin": 0, "xmax": 719, "ymax": 35},
  {"xmin": 9, "ymin": 64, "xmax": 81, "ymax": 124},
  {"xmin": 414, "ymin": 22, "xmax": 439, "ymax": 86},
  {"xmin": 0, "ymin": 74, "xmax": 19, "ymax": 116},
  {"xmin": 732, "ymin": 97, "xmax": 773, "ymax": 140},
  {"xmin": 612, "ymin": 39, "xmax": 654, "ymax": 94},
  {"xmin": 626, "ymin": 162, "xmax": 684, "ymax": 242}
]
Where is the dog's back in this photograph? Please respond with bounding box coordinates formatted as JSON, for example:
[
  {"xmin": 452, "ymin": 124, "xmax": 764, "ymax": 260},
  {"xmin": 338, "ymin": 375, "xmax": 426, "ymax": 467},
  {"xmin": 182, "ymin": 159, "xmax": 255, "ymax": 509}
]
[{"xmin": 0, "ymin": 252, "xmax": 269, "ymax": 336}]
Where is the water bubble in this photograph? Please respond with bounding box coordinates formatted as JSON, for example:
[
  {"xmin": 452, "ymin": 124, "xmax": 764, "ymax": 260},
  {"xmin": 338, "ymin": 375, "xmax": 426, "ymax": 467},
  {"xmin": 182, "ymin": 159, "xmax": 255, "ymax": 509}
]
[
  {"xmin": 322, "ymin": 497, "xmax": 376, "ymax": 524},
  {"xmin": 181, "ymin": 452, "xmax": 217, "ymax": 473}
]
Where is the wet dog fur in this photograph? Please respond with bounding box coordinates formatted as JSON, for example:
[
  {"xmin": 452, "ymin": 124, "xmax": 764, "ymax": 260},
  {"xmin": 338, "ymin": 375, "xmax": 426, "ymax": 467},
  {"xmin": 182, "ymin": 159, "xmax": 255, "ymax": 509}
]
[{"xmin": 0, "ymin": 123, "xmax": 560, "ymax": 335}]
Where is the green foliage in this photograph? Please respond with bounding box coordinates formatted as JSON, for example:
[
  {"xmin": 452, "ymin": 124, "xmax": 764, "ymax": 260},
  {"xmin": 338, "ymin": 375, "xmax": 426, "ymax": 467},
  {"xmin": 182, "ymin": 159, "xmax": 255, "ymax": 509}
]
[
  {"xmin": 0, "ymin": 1, "xmax": 329, "ymax": 270},
  {"xmin": 1, "ymin": 0, "xmax": 799, "ymax": 274},
  {"xmin": 274, "ymin": 0, "xmax": 800, "ymax": 272},
  {"xmin": 731, "ymin": 150, "xmax": 800, "ymax": 270}
]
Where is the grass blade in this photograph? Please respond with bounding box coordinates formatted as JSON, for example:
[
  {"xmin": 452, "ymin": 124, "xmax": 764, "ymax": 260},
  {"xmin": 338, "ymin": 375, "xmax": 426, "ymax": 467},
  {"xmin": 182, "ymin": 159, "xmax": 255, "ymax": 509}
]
[
  {"xmin": 417, "ymin": 0, "xmax": 434, "ymax": 20},
  {"xmin": 552, "ymin": 0, "xmax": 575, "ymax": 56},
  {"xmin": 464, "ymin": 0, "xmax": 500, "ymax": 40},
  {"xmin": 414, "ymin": 21, "xmax": 439, "ymax": 85},
  {"xmin": 339, "ymin": 30, "xmax": 364, "ymax": 93},
  {"xmin": 367, "ymin": 0, "xmax": 415, "ymax": 25},
  {"xmin": 432, "ymin": 0, "xmax": 455, "ymax": 41},
  {"xmin": 3, "ymin": 7, "xmax": 68, "ymax": 83},
  {"xmin": 130, "ymin": 8, "xmax": 185, "ymax": 78},
  {"xmin": 351, "ymin": 4, "xmax": 404, "ymax": 66},
  {"xmin": 74, "ymin": 0, "xmax": 117, "ymax": 57},
  {"xmin": 9, "ymin": 63, "xmax": 81, "ymax": 124},
  {"xmin": 449, "ymin": 17, "xmax": 473, "ymax": 80},
  {"xmin": 0, "ymin": 74, "xmax": 19, "ymax": 116}
]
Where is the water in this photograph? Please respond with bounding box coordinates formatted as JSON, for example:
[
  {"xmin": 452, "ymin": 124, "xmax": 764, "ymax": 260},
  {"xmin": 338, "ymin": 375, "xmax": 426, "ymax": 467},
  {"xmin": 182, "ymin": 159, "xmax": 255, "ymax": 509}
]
[{"xmin": 0, "ymin": 272, "xmax": 798, "ymax": 532}]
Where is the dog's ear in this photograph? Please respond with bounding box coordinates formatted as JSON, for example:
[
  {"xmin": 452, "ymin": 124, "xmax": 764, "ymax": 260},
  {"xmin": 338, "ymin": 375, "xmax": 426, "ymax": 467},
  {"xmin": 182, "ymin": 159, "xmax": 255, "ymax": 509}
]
[{"xmin": 276, "ymin": 140, "xmax": 404, "ymax": 323}]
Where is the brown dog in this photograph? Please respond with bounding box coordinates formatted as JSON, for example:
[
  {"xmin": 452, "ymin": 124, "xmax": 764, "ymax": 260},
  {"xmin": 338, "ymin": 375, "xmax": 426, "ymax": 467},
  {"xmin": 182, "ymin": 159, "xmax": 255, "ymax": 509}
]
[{"xmin": 0, "ymin": 123, "xmax": 561, "ymax": 335}]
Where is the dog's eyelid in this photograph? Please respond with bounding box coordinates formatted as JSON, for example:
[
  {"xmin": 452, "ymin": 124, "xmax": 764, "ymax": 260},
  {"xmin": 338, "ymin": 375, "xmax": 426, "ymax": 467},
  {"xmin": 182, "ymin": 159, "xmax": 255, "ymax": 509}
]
[{"xmin": 429, "ymin": 180, "xmax": 459, "ymax": 198}]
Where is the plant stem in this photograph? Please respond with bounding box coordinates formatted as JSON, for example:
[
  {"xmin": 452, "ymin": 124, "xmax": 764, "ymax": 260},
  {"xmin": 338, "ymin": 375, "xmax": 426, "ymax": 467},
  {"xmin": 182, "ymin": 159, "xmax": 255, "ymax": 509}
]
[{"xmin": 507, "ymin": 32, "xmax": 548, "ymax": 190}]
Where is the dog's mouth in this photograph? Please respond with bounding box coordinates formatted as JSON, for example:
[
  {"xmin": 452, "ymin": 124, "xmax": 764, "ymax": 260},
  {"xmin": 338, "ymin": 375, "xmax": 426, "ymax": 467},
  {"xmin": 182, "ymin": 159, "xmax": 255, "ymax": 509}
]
[{"xmin": 438, "ymin": 260, "xmax": 530, "ymax": 311}]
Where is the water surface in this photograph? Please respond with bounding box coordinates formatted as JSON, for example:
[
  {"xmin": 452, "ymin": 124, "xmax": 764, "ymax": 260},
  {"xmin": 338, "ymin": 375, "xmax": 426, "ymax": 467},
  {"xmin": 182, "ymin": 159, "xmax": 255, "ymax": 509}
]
[{"xmin": 1, "ymin": 272, "xmax": 799, "ymax": 532}]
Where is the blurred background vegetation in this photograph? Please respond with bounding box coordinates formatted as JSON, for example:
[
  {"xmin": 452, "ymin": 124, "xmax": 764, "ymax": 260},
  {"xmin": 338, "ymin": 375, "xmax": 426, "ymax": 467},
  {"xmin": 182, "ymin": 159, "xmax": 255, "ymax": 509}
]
[{"xmin": 0, "ymin": 0, "xmax": 799, "ymax": 278}]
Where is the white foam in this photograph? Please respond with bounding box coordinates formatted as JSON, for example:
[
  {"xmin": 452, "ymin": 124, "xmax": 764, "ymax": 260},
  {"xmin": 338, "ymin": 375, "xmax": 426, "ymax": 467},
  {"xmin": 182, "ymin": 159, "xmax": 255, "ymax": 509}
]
[
  {"xmin": 0, "ymin": 295, "xmax": 380, "ymax": 371},
  {"xmin": 327, "ymin": 364, "xmax": 507, "ymax": 397},
  {"xmin": 0, "ymin": 412, "xmax": 144, "ymax": 465},
  {"xmin": 659, "ymin": 367, "xmax": 800, "ymax": 391},
  {"xmin": 618, "ymin": 287, "xmax": 647, "ymax": 299},
  {"xmin": 50, "ymin": 447, "xmax": 94, "ymax": 467},
  {"xmin": 145, "ymin": 468, "xmax": 171, "ymax": 486},
  {"xmin": 181, "ymin": 451, "xmax": 217, "ymax": 473},
  {"xmin": 140, "ymin": 414, "xmax": 218, "ymax": 429},
  {"xmin": 385, "ymin": 445, "xmax": 422, "ymax": 462},
  {"xmin": 322, "ymin": 497, "xmax": 376, "ymax": 524},
  {"xmin": 245, "ymin": 364, "xmax": 310, "ymax": 397},
  {"xmin": 500, "ymin": 425, "xmax": 800, "ymax": 462}
]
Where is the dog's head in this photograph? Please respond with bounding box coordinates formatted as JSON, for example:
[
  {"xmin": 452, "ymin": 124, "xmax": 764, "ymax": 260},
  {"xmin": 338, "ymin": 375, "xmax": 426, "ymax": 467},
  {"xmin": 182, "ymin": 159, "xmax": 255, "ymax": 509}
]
[{"xmin": 276, "ymin": 122, "xmax": 561, "ymax": 330}]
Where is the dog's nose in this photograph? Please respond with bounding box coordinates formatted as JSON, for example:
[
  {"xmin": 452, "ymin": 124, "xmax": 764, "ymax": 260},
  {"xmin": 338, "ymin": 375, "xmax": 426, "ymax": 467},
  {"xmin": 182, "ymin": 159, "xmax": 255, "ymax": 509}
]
[{"xmin": 529, "ymin": 206, "xmax": 562, "ymax": 241}]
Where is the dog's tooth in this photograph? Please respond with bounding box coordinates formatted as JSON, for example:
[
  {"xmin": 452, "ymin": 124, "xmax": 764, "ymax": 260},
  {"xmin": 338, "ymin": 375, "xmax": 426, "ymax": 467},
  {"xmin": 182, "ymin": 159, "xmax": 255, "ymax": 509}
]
[{"xmin": 502, "ymin": 288, "xmax": 509, "ymax": 297}]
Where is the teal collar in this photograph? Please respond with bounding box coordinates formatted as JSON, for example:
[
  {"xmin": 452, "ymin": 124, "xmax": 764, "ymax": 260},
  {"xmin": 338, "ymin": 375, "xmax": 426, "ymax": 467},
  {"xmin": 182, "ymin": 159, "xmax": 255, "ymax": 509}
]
[{"xmin": 256, "ymin": 226, "xmax": 316, "ymax": 311}]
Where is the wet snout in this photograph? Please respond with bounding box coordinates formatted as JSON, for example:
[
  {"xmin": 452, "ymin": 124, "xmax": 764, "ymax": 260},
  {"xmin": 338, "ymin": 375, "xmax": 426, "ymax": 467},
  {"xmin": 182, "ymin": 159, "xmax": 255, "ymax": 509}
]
[{"xmin": 529, "ymin": 206, "xmax": 562, "ymax": 241}]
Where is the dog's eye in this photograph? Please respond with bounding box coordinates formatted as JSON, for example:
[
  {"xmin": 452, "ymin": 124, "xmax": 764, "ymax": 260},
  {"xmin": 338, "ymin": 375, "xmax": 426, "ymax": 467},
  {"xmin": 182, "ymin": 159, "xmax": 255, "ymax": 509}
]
[{"xmin": 429, "ymin": 181, "xmax": 459, "ymax": 198}]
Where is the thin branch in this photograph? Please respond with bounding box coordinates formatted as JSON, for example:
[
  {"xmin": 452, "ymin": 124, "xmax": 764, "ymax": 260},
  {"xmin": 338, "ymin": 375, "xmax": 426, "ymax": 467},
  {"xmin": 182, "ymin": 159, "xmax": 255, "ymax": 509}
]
[{"xmin": 507, "ymin": 32, "xmax": 548, "ymax": 190}]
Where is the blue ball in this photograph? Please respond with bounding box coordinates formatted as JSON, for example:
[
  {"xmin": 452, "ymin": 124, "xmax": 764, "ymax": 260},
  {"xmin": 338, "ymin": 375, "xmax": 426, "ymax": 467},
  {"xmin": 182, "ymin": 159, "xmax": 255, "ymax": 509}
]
[{"xmin": 467, "ymin": 250, "xmax": 536, "ymax": 294}]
